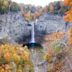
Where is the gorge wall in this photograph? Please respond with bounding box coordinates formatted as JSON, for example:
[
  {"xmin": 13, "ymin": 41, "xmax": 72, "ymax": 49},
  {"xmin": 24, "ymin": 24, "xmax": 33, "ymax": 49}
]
[{"xmin": 0, "ymin": 12, "xmax": 70, "ymax": 43}]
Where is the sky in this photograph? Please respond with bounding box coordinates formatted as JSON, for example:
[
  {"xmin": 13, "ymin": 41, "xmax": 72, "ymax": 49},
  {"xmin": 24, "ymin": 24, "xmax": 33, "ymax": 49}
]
[{"xmin": 12, "ymin": 0, "xmax": 63, "ymax": 7}]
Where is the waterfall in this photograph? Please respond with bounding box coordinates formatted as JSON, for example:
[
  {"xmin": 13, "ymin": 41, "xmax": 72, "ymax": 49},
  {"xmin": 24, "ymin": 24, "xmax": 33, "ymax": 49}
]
[
  {"xmin": 24, "ymin": 19, "xmax": 42, "ymax": 48},
  {"xmin": 30, "ymin": 22, "xmax": 35, "ymax": 43},
  {"xmin": 30, "ymin": 19, "xmax": 38, "ymax": 43}
]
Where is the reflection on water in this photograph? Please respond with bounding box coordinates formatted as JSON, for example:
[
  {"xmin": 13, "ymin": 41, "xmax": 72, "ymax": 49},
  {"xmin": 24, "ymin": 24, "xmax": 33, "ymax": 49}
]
[{"xmin": 30, "ymin": 47, "xmax": 47, "ymax": 72}]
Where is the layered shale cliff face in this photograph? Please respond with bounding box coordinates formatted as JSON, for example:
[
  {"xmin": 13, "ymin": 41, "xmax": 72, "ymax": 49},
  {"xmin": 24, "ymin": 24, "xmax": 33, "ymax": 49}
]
[
  {"xmin": 0, "ymin": 12, "xmax": 70, "ymax": 43},
  {"xmin": 0, "ymin": 12, "xmax": 29, "ymax": 43}
]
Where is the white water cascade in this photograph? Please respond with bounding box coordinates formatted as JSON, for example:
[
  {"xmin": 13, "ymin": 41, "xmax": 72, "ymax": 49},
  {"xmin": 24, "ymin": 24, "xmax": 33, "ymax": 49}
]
[
  {"xmin": 30, "ymin": 22, "xmax": 35, "ymax": 43},
  {"xmin": 30, "ymin": 19, "xmax": 38, "ymax": 43}
]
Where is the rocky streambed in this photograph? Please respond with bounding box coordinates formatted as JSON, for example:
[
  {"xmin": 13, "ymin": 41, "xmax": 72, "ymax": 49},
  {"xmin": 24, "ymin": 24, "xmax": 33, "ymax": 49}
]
[{"xmin": 30, "ymin": 47, "xmax": 48, "ymax": 72}]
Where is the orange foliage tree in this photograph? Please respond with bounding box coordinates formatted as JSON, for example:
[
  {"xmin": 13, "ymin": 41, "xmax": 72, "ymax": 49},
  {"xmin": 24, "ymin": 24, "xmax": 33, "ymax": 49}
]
[
  {"xmin": 67, "ymin": 27, "xmax": 72, "ymax": 45},
  {"xmin": 64, "ymin": 0, "xmax": 72, "ymax": 22},
  {"xmin": 64, "ymin": 0, "xmax": 72, "ymax": 45}
]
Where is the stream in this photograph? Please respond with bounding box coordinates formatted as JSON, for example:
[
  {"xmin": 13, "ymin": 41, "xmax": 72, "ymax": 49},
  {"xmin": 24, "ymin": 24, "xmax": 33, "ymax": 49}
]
[{"xmin": 30, "ymin": 48, "xmax": 48, "ymax": 72}]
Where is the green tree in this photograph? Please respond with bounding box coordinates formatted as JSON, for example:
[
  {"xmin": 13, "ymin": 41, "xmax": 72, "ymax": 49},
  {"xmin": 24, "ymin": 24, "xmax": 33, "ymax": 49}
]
[
  {"xmin": 58, "ymin": 6, "xmax": 68, "ymax": 16},
  {"xmin": 10, "ymin": 2, "xmax": 20, "ymax": 12},
  {"xmin": 53, "ymin": 1, "xmax": 61, "ymax": 14},
  {"xmin": 0, "ymin": 0, "xmax": 10, "ymax": 14}
]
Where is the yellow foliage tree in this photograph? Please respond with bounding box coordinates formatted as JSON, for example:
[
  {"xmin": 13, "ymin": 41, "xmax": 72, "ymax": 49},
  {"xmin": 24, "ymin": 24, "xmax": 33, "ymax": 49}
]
[{"xmin": 22, "ymin": 11, "xmax": 32, "ymax": 22}]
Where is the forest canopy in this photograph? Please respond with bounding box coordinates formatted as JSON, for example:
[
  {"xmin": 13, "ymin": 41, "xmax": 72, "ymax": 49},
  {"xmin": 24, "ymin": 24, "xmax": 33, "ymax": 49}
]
[
  {"xmin": 0, "ymin": 0, "xmax": 68, "ymax": 14},
  {"xmin": 0, "ymin": 0, "xmax": 71, "ymax": 22}
]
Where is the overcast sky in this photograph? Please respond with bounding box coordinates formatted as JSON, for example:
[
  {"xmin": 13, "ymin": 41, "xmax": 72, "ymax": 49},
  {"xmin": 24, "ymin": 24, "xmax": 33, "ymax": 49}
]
[{"xmin": 12, "ymin": 0, "xmax": 63, "ymax": 7}]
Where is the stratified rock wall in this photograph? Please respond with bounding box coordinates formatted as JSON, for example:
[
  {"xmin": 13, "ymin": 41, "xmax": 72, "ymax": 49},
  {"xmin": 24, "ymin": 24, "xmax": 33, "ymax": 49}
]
[
  {"xmin": 0, "ymin": 12, "xmax": 30, "ymax": 43},
  {"xmin": 0, "ymin": 12, "xmax": 69, "ymax": 43}
]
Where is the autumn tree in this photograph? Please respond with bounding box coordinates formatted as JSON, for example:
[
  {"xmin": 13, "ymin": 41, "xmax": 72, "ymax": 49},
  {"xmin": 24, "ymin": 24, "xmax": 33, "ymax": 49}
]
[
  {"xmin": 43, "ymin": 6, "xmax": 49, "ymax": 13},
  {"xmin": 64, "ymin": 0, "xmax": 72, "ymax": 22},
  {"xmin": 64, "ymin": 0, "xmax": 72, "ymax": 45},
  {"xmin": 67, "ymin": 27, "xmax": 72, "ymax": 45},
  {"xmin": 48, "ymin": 2, "xmax": 54, "ymax": 13},
  {"xmin": 23, "ymin": 10, "xmax": 30, "ymax": 21}
]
